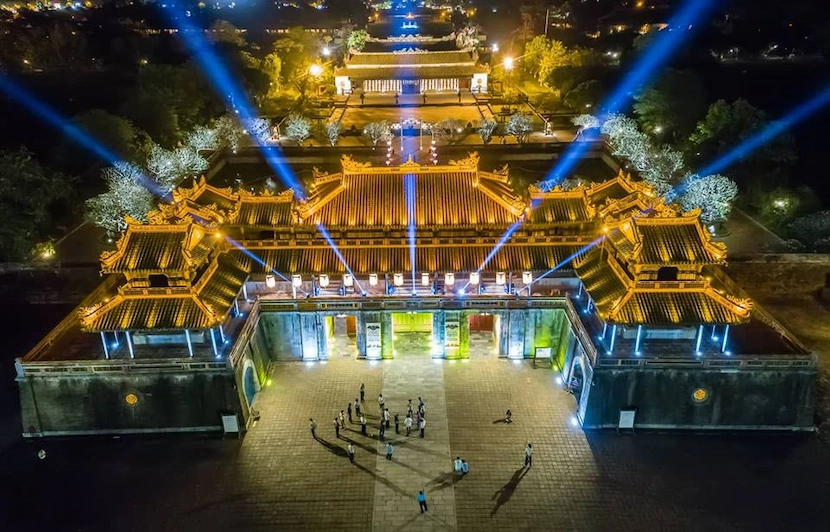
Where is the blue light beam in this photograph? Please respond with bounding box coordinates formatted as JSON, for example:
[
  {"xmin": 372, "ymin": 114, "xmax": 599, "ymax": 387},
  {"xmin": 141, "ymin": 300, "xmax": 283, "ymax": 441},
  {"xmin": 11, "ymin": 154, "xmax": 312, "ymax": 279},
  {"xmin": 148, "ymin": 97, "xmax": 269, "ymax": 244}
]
[
  {"xmin": 160, "ymin": 5, "xmax": 304, "ymax": 197},
  {"xmin": 316, "ymin": 223, "xmax": 365, "ymax": 294},
  {"xmin": 541, "ymin": 0, "xmax": 718, "ymax": 189},
  {"xmin": 696, "ymin": 84, "xmax": 830, "ymax": 177},
  {"xmin": 405, "ymin": 173, "xmax": 417, "ymax": 292},
  {"xmin": 0, "ymin": 74, "xmax": 169, "ymax": 199}
]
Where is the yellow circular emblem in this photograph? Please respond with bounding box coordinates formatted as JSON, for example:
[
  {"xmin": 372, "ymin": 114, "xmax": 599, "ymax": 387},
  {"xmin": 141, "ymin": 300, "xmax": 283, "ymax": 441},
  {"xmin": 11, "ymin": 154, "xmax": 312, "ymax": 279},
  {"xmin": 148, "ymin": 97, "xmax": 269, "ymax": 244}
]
[
  {"xmin": 125, "ymin": 393, "xmax": 139, "ymax": 406},
  {"xmin": 692, "ymin": 388, "xmax": 708, "ymax": 402}
]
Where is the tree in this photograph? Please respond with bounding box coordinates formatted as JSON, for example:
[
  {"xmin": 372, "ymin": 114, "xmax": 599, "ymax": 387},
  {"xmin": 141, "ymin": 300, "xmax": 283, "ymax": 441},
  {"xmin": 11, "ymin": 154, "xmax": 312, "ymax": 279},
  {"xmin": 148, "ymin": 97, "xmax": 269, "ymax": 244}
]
[
  {"xmin": 572, "ymin": 114, "xmax": 600, "ymax": 131},
  {"xmin": 689, "ymin": 99, "xmax": 797, "ymax": 198},
  {"xmin": 640, "ymin": 146, "xmax": 684, "ymax": 196},
  {"xmin": 58, "ymin": 110, "xmax": 148, "ymax": 172},
  {"xmin": 564, "ymin": 80, "xmax": 603, "ymax": 112},
  {"xmin": 243, "ymin": 118, "xmax": 272, "ymax": 145},
  {"xmin": 0, "ymin": 149, "xmax": 73, "ymax": 262},
  {"xmin": 86, "ymin": 163, "xmax": 155, "ymax": 235},
  {"xmin": 209, "ymin": 20, "xmax": 246, "ymax": 47},
  {"xmin": 186, "ymin": 125, "xmax": 222, "ymax": 152},
  {"xmin": 285, "ymin": 115, "xmax": 312, "ymax": 145},
  {"xmin": 678, "ymin": 174, "xmax": 739, "ymax": 224},
  {"xmin": 122, "ymin": 97, "xmax": 181, "ymax": 149},
  {"xmin": 363, "ymin": 121, "xmax": 393, "ymax": 147},
  {"xmin": 146, "ymin": 144, "xmax": 209, "ymax": 191},
  {"xmin": 456, "ymin": 24, "xmax": 480, "ymax": 52},
  {"xmin": 325, "ymin": 121, "xmax": 342, "ymax": 146},
  {"xmin": 506, "ymin": 114, "xmax": 534, "ymax": 143},
  {"xmin": 633, "ymin": 69, "xmax": 707, "ymax": 144},
  {"xmin": 214, "ymin": 115, "xmax": 244, "ymax": 151},
  {"xmin": 789, "ymin": 211, "xmax": 830, "ymax": 250},
  {"xmin": 347, "ymin": 29, "xmax": 369, "ymax": 53},
  {"xmin": 432, "ymin": 118, "xmax": 467, "ymax": 144},
  {"xmin": 262, "ymin": 52, "xmax": 283, "ymax": 95},
  {"xmin": 478, "ymin": 120, "xmax": 498, "ymax": 144},
  {"xmin": 601, "ymin": 114, "xmax": 651, "ymax": 171}
]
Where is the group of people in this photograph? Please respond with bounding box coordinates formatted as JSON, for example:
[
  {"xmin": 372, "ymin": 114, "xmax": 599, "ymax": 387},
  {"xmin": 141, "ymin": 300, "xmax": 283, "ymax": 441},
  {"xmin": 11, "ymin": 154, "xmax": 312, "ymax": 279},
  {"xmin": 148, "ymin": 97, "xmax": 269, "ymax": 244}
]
[{"xmin": 315, "ymin": 383, "xmax": 429, "ymax": 448}]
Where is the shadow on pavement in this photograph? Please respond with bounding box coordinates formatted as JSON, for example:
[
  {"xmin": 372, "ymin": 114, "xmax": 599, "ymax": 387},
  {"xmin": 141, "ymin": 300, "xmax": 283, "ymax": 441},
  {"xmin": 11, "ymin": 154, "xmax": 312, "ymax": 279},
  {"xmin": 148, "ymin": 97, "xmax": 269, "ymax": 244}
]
[
  {"xmin": 427, "ymin": 471, "xmax": 462, "ymax": 491},
  {"xmin": 490, "ymin": 467, "xmax": 529, "ymax": 516}
]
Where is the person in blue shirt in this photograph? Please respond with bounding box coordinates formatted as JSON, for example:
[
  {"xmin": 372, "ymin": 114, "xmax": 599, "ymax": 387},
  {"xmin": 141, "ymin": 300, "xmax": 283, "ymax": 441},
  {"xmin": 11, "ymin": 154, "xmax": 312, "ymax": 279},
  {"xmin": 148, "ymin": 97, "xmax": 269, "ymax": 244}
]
[
  {"xmin": 461, "ymin": 460, "xmax": 469, "ymax": 475},
  {"xmin": 417, "ymin": 491, "xmax": 428, "ymax": 513}
]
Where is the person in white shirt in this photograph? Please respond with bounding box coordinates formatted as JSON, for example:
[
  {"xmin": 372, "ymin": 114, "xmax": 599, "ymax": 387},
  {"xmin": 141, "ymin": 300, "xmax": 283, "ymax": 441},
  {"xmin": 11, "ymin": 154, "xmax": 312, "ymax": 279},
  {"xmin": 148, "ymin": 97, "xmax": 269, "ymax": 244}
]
[{"xmin": 404, "ymin": 415, "xmax": 413, "ymax": 436}]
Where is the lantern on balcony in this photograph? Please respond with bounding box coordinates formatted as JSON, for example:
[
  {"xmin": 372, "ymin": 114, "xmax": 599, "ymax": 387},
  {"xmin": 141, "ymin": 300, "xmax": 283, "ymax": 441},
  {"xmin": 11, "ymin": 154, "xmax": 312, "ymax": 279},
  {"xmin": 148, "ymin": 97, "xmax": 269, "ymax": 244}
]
[
  {"xmin": 265, "ymin": 274, "xmax": 276, "ymax": 288},
  {"xmin": 469, "ymin": 272, "xmax": 480, "ymax": 285},
  {"xmin": 319, "ymin": 274, "xmax": 330, "ymax": 288},
  {"xmin": 369, "ymin": 273, "xmax": 378, "ymax": 286},
  {"xmin": 393, "ymin": 273, "xmax": 404, "ymax": 286},
  {"xmin": 343, "ymin": 274, "xmax": 354, "ymax": 287},
  {"xmin": 421, "ymin": 273, "xmax": 430, "ymax": 286},
  {"xmin": 445, "ymin": 272, "xmax": 455, "ymax": 286},
  {"xmin": 522, "ymin": 271, "xmax": 533, "ymax": 284},
  {"xmin": 292, "ymin": 274, "xmax": 303, "ymax": 288},
  {"xmin": 496, "ymin": 272, "xmax": 507, "ymax": 285}
]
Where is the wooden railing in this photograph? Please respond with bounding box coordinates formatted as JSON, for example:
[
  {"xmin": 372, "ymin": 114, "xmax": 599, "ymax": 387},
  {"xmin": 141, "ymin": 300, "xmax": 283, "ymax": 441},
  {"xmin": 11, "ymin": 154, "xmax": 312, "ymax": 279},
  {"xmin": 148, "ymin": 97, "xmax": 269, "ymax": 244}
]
[
  {"xmin": 227, "ymin": 302, "xmax": 262, "ymax": 368},
  {"xmin": 16, "ymin": 357, "xmax": 229, "ymax": 378}
]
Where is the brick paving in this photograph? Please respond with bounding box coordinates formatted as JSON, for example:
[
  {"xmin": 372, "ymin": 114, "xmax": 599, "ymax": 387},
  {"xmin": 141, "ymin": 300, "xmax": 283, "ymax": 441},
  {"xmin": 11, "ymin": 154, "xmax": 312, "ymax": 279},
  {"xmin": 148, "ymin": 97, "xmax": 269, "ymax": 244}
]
[{"xmin": 3, "ymin": 343, "xmax": 830, "ymax": 530}]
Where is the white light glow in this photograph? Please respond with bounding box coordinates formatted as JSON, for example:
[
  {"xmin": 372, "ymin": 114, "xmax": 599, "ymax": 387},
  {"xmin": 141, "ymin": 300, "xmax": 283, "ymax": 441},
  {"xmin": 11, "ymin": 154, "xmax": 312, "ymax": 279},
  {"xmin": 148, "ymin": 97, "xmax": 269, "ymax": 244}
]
[
  {"xmin": 421, "ymin": 272, "xmax": 430, "ymax": 286},
  {"xmin": 369, "ymin": 273, "xmax": 378, "ymax": 286},
  {"xmin": 469, "ymin": 272, "xmax": 480, "ymax": 285},
  {"xmin": 522, "ymin": 271, "xmax": 533, "ymax": 284},
  {"xmin": 318, "ymin": 274, "xmax": 329, "ymax": 288},
  {"xmin": 265, "ymin": 274, "xmax": 276, "ymax": 288},
  {"xmin": 445, "ymin": 272, "xmax": 455, "ymax": 286},
  {"xmin": 393, "ymin": 273, "xmax": 404, "ymax": 286},
  {"xmin": 343, "ymin": 274, "xmax": 354, "ymax": 287},
  {"xmin": 292, "ymin": 274, "xmax": 303, "ymax": 287},
  {"xmin": 496, "ymin": 272, "xmax": 506, "ymax": 285}
]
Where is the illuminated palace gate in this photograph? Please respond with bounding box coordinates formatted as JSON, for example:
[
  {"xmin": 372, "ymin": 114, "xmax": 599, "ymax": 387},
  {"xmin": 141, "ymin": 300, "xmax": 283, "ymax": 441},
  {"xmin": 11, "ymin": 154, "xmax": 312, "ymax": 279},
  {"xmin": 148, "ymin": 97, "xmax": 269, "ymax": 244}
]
[{"xmin": 14, "ymin": 153, "xmax": 814, "ymax": 436}]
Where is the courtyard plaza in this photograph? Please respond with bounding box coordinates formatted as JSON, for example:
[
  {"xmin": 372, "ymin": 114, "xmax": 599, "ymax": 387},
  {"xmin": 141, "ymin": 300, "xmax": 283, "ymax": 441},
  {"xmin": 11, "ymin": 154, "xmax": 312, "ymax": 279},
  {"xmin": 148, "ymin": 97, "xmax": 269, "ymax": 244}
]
[{"xmin": 3, "ymin": 341, "xmax": 830, "ymax": 530}]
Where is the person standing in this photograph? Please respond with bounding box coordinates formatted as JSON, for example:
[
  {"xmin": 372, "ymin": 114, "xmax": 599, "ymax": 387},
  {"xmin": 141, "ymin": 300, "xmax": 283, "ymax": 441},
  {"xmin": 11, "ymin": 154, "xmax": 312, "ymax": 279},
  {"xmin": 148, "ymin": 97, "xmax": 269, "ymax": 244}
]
[
  {"xmin": 309, "ymin": 418, "xmax": 317, "ymax": 439},
  {"xmin": 384, "ymin": 408, "xmax": 391, "ymax": 429},
  {"xmin": 454, "ymin": 457, "xmax": 463, "ymax": 473},
  {"xmin": 417, "ymin": 491, "xmax": 428, "ymax": 513},
  {"xmin": 422, "ymin": 93, "xmax": 427, "ymax": 105},
  {"xmin": 386, "ymin": 442, "xmax": 394, "ymax": 460},
  {"xmin": 360, "ymin": 383, "xmax": 365, "ymax": 403},
  {"xmin": 407, "ymin": 399, "xmax": 413, "ymax": 416},
  {"xmin": 405, "ymin": 414, "xmax": 413, "ymax": 436},
  {"xmin": 347, "ymin": 403, "xmax": 353, "ymax": 423},
  {"xmin": 379, "ymin": 420, "xmax": 385, "ymax": 441},
  {"xmin": 360, "ymin": 414, "xmax": 367, "ymax": 436},
  {"xmin": 348, "ymin": 443, "xmax": 355, "ymax": 464},
  {"xmin": 506, "ymin": 409, "xmax": 512, "ymax": 423},
  {"xmin": 394, "ymin": 413, "xmax": 400, "ymax": 434},
  {"xmin": 334, "ymin": 418, "xmax": 341, "ymax": 439},
  {"xmin": 378, "ymin": 394, "xmax": 385, "ymax": 412},
  {"xmin": 461, "ymin": 460, "xmax": 469, "ymax": 475},
  {"xmin": 524, "ymin": 443, "xmax": 533, "ymax": 467},
  {"xmin": 339, "ymin": 410, "xmax": 346, "ymax": 428},
  {"xmin": 418, "ymin": 397, "xmax": 424, "ymax": 411},
  {"xmin": 355, "ymin": 398, "xmax": 361, "ymax": 417},
  {"xmin": 419, "ymin": 417, "xmax": 426, "ymax": 438}
]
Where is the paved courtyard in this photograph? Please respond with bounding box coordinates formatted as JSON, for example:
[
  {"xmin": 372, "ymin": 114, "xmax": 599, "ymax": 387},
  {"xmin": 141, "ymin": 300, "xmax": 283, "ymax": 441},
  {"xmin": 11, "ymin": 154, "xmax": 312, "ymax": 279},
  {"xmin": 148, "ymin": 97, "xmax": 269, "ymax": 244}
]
[{"xmin": 3, "ymin": 343, "xmax": 830, "ymax": 531}]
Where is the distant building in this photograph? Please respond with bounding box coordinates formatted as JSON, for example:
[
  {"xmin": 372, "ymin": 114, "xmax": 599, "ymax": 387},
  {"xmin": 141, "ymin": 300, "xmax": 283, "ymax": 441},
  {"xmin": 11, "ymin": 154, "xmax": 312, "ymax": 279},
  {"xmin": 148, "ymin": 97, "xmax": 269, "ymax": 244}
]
[{"xmin": 334, "ymin": 11, "xmax": 489, "ymax": 94}]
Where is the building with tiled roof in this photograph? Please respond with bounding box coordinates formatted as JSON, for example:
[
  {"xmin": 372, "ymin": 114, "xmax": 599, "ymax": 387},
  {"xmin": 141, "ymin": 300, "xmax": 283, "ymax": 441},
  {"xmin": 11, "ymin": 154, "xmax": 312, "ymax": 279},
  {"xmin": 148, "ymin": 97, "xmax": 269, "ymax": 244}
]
[
  {"xmin": 333, "ymin": 11, "xmax": 489, "ymax": 94},
  {"xmin": 15, "ymin": 152, "xmax": 815, "ymax": 436}
]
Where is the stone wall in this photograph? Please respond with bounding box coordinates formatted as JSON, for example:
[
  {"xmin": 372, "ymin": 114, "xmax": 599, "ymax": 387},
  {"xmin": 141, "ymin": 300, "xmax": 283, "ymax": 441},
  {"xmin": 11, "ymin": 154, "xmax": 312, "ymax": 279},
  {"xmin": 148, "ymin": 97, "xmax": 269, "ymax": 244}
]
[
  {"xmin": 582, "ymin": 366, "xmax": 816, "ymax": 430},
  {"xmin": 18, "ymin": 369, "xmax": 240, "ymax": 436}
]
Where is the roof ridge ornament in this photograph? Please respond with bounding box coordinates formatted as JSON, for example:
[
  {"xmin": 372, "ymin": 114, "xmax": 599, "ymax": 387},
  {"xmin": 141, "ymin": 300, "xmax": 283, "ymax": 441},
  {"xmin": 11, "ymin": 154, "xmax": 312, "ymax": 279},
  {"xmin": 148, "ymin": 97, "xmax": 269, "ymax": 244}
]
[
  {"xmin": 447, "ymin": 152, "xmax": 479, "ymax": 170},
  {"xmin": 341, "ymin": 154, "xmax": 372, "ymax": 173}
]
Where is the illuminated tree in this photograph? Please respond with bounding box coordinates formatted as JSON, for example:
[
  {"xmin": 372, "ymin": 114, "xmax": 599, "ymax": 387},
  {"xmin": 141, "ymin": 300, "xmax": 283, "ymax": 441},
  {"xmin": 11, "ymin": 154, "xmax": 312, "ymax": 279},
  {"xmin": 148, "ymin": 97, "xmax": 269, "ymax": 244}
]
[
  {"xmin": 506, "ymin": 114, "xmax": 534, "ymax": 143},
  {"xmin": 243, "ymin": 117, "xmax": 272, "ymax": 145},
  {"xmin": 86, "ymin": 163, "xmax": 155, "ymax": 235},
  {"xmin": 186, "ymin": 125, "xmax": 222, "ymax": 152},
  {"xmin": 325, "ymin": 121, "xmax": 342, "ymax": 146},
  {"xmin": 214, "ymin": 115, "xmax": 244, "ymax": 151},
  {"xmin": 633, "ymin": 69, "xmax": 706, "ymax": 143},
  {"xmin": 432, "ymin": 118, "xmax": 467, "ymax": 144},
  {"xmin": 572, "ymin": 114, "xmax": 599, "ymax": 130},
  {"xmin": 640, "ymin": 146, "xmax": 684, "ymax": 196},
  {"xmin": 677, "ymin": 174, "xmax": 738, "ymax": 224},
  {"xmin": 347, "ymin": 29, "xmax": 369, "ymax": 53},
  {"xmin": 285, "ymin": 115, "xmax": 312, "ymax": 145},
  {"xmin": 363, "ymin": 121, "xmax": 393, "ymax": 147},
  {"xmin": 600, "ymin": 114, "xmax": 651, "ymax": 171},
  {"xmin": 208, "ymin": 20, "xmax": 246, "ymax": 47},
  {"xmin": 456, "ymin": 24, "xmax": 480, "ymax": 51},
  {"xmin": 478, "ymin": 120, "xmax": 498, "ymax": 144}
]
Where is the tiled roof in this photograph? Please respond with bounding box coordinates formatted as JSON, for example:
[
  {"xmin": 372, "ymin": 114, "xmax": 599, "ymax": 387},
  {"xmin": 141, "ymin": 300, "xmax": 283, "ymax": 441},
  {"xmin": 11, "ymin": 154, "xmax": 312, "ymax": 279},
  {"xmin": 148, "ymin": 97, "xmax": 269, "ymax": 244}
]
[
  {"xmin": 614, "ymin": 292, "xmax": 746, "ymax": 325},
  {"xmin": 101, "ymin": 222, "xmax": 216, "ymax": 274},
  {"xmin": 530, "ymin": 196, "xmax": 593, "ymax": 224},
  {"xmin": 573, "ymin": 247, "xmax": 630, "ymax": 313},
  {"xmin": 81, "ymin": 295, "xmax": 217, "ymax": 331},
  {"xmin": 302, "ymin": 171, "xmax": 523, "ymax": 227},
  {"xmin": 334, "ymin": 65, "xmax": 486, "ymax": 80},
  {"xmin": 196, "ymin": 256, "xmax": 249, "ymax": 315},
  {"xmin": 634, "ymin": 220, "xmax": 722, "ymax": 264},
  {"xmin": 231, "ymin": 243, "xmax": 583, "ymax": 274},
  {"xmin": 346, "ymin": 50, "xmax": 474, "ymax": 66},
  {"xmin": 236, "ymin": 200, "xmax": 294, "ymax": 226}
]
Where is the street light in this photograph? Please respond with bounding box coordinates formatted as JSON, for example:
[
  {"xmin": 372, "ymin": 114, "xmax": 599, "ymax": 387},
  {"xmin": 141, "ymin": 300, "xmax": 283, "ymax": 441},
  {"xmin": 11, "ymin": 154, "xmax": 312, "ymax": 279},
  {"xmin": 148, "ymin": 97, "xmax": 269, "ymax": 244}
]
[
  {"xmin": 492, "ymin": 43, "xmax": 499, "ymax": 52},
  {"xmin": 503, "ymin": 57, "xmax": 514, "ymax": 71},
  {"xmin": 322, "ymin": 46, "xmax": 331, "ymax": 57},
  {"xmin": 309, "ymin": 64, "xmax": 323, "ymax": 77}
]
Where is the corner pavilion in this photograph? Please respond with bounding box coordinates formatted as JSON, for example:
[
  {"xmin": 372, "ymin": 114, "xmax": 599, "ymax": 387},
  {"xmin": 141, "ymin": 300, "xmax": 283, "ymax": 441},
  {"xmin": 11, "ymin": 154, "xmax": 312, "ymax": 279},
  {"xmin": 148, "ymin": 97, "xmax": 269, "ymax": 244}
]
[{"xmin": 15, "ymin": 154, "xmax": 815, "ymax": 435}]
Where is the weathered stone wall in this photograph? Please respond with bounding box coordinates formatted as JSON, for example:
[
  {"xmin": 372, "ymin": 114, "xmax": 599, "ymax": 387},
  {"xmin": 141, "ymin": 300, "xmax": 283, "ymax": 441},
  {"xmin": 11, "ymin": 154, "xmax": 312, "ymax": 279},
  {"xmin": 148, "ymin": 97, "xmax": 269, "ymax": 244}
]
[
  {"xmin": 583, "ymin": 366, "xmax": 816, "ymax": 430},
  {"xmin": 18, "ymin": 370, "xmax": 240, "ymax": 436},
  {"xmin": 258, "ymin": 312, "xmax": 304, "ymax": 360}
]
